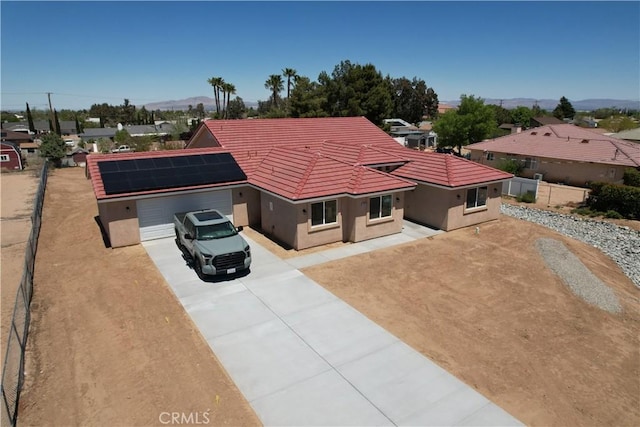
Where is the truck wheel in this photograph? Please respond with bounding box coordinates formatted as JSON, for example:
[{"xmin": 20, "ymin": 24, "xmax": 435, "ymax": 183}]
[{"xmin": 194, "ymin": 258, "xmax": 204, "ymax": 280}]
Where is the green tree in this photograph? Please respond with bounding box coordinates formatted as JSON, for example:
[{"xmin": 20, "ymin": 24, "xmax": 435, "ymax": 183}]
[
  {"xmin": 39, "ymin": 133, "xmax": 67, "ymax": 167},
  {"xmin": 221, "ymin": 82, "xmax": 236, "ymax": 118},
  {"xmin": 552, "ymin": 96, "xmax": 575, "ymax": 120},
  {"xmin": 226, "ymin": 96, "xmax": 246, "ymax": 119},
  {"xmin": 207, "ymin": 76, "xmax": 225, "ymax": 116},
  {"xmin": 97, "ymin": 138, "xmax": 111, "ymax": 153},
  {"xmin": 319, "ymin": 60, "xmax": 392, "ymax": 126},
  {"xmin": 114, "ymin": 129, "xmax": 131, "ymax": 145},
  {"xmin": 195, "ymin": 103, "xmax": 206, "ymax": 119},
  {"xmin": 26, "ymin": 102, "xmax": 36, "ymax": 133},
  {"xmin": 425, "ymin": 87, "xmax": 439, "ymax": 119},
  {"xmin": 265, "ymin": 74, "xmax": 284, "ymax": 108},
  {"xmin": 289, "ymin": 76, "xmax": 327, "ymax": 118},
  {"xmin": 599, "ymin": 115, "xmax": 638, "ymax": 132},
  {"xmin": 511, "ymin": 106, "xmax": 532, "ymax": 128},
  {"xmin": 432, "ymin": 95, "xmax": 495, "ymax": 154},
  {"xmin": 488, "ymin": 104, "xmax": 512, "ymax": 125},
  {"xmin": 54, "ymin": 109, "xmax": 62, "ymax": 135},
  {"xmin": 282, "ymin": 68, "xmax": 298, "ymax": 100},
  {"xmin": 391, "ymin": 77, "xmax": 432, "ymax": 124}
]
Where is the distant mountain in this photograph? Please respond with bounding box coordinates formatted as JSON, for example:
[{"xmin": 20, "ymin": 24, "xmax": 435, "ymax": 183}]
[
  {"xmin": 443, "ymin": 98, "xmax": 640, "ymax": 111},
  {"xmin": 143, "ymin": 96, "xmax": 259, "ymax": 111}
]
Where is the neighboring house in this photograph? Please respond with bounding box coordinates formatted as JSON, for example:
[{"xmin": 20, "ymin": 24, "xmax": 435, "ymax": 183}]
[
  {"xmin": 88, "ymin": 117, "xmax": 511, "ymax": 249},
  {"xmin": 437, "ymin": 103, "xmax": 456, "ymax": 115},
  {"xmin": 611, "ymin": 128, "xmax": 640, "ymax": 143},
  {"xmin": 0, "ymin": 141, "xmax": 24, "ymax": 170},
  {"xmin": 530, "ymin": 116, "xmax": 565, "ymax": 128},
  {"xmin": 1, "ymin": 120, "xmax": 77, "ymax": 135},
  {"xmin": 125, "ymin": 123, "xmax": 175, "ymax": 137},
  {"xmin": 467, "ymin": 124, "xmax": 640, "ymax": 186},
  {"xmin": 79, "ymin": 128, "xmax": 117, "ymax": 141},
  {"xmin": 2, "ymin": 130, "xmax": 40, "ymax": 156}
]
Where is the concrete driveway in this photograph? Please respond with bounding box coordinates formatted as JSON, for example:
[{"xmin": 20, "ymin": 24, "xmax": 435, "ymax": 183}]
[{"xmin": 143, "ymin": 221, "xmax": 522, "ymax": 426}]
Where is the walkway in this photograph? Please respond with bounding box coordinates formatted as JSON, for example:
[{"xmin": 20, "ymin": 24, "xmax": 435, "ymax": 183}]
[{"xmin": 143, "ymin": 221, "xmax": 522, "ymax": 426}]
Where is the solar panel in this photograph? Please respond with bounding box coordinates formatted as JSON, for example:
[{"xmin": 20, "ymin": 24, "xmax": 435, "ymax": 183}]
[{"xmin": 98, "ymin": 153, "xmax": 246, "ymax": 195}]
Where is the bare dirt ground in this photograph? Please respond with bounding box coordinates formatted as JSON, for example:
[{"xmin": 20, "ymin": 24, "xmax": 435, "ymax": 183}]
[
  {"xmin": 18, "ymin": 168, "xmax": 259, "ymax": 426},
  {"xmin": 303, "ymin": 216, "xmax": 640, "ymax": 427},
  {"xmin": 1, "ymin": 171, "xmax": 38, "ymax": 364}
]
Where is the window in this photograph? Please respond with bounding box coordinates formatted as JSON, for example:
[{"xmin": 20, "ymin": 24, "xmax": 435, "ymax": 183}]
[
  {"xmin": 485, "ymin": 152, "xmax": 494, "ymax": 161},
  {"xmin": 369, "ymin": 195, "xmax": 393, "ymax": 220},
  {"xmin": 311, "ymin": 200, "xmax": 337, "ymax": 226},
  {"xmin": 0, "ymin": 155, "xmax": 9, "ymax": 162},
  {"xmin": 466, "ymin": 186, "xmax": 488, "ymax": 209},
  {"xmin": 524, "ymin": 157, "xmax": 538, "ymax": 169}
]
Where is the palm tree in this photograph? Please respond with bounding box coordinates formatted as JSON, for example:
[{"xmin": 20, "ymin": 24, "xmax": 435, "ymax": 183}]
[
  {"xmin": 222, "ymin": 82, "xmax": 236, "ymax": 118},
  {"xmin": 282, "ymin": 68, "xmax": 298, "ymax": 100},
  {"xmin": 265, "ymin": 74, "xmax": 284, "ymax": 107},
  {"xmin": 207, "ymin": 76, "xmax": 225, "ymax": 116}
]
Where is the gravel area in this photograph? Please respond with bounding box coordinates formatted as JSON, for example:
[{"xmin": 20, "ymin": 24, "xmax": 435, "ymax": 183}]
[
  {"xmin": 501, "ymin": 204, "xmax": 640, "ymax": 289},
  {"xmin": 535, "ymin": 238, "xmax": 621, "ymax": 313}
]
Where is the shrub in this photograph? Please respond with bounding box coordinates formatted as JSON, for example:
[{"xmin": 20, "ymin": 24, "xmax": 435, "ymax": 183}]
[
  {"xmin": 496, "ymin": 159, "xmax": 523, "ymax": 176},
  {"xmin": 516, "ymin": 192, "xmax": 536, "ymax": 203},
  {"xmin": 587, "ymin": 181, "xmax": 640, "ymax": 219},
  {"xmin": 623, "ymin": 168, "xmax": 640, "ymax": 187},
  {"xmin": 604, "ymin": 210, "xmax": 623, "ymax": 219}
]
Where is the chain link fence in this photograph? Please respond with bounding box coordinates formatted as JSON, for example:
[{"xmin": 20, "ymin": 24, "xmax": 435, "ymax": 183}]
[{"xmin": 2, "ymin": 162, "xmax": 48, "ymax": 426}]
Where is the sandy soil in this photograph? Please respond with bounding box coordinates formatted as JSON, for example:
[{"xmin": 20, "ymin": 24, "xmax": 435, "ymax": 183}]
[
  {"xmin": 1, "ymin": 171, "xmax": 38, "ymax": 364},
  {"xmin": 302, "ymin": 217, "xmax": 640, "ymax": 427},
  {"xmin": 18, "ymin": 168, "xmax": 259, "ymax": 426}
]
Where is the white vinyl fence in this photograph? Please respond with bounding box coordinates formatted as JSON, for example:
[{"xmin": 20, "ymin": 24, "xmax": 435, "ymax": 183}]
[{"xmin": 502, "ymin": 177, "xmax": 539, "ymax": 200}]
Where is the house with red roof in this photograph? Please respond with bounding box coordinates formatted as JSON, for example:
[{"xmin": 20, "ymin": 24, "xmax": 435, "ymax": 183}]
[
  {"xmin": 88, "ymin": 117, "xmax": 511, "ymax": 249},
  {"xmin": 467, "ymin": 124, "xmax": 640, "ymax": 186}
]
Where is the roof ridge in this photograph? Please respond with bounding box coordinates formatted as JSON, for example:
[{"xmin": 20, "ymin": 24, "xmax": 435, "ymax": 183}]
[
  {"xmin": 293, "ymin": 151, "xmax": 319, "ymax": 199},
  {"xmin": 444, "ymin": 155, "xmax": 455, "ymax": 186},
  {"xmin": 609, "ymin": 138, "xmax": 640, "ymax": 167}
]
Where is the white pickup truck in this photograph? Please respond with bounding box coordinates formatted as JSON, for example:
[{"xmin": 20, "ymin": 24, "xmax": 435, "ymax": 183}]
[
  {"xmin": 174, "ymin": 209, "xmax": 251, "ymax": 279},
  {"xmin": 111, "ymin": 145, "xmax": 133, "ymax": 153}
]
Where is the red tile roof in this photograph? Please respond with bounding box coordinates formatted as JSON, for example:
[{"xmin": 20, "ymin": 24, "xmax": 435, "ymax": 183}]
[
  {"xmin": 87, "ymin": 147, "xmax": 246, "ymax": 200},
  {"xmin": 193, "ymin": 117, "xmax": 511, "ymax": 191},
  {"xmin": 468, "ymin": 124, "xmax": 640, "ymax": 167},
  {"xmin": 196, "ymin": 117, "xmax": 401, "ymax": 175},
  {"xmin": 251, "ymin": 147, "xmax": 415, "ymax": 200}
]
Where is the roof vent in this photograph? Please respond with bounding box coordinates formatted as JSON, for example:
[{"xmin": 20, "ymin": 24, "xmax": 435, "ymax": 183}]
[
  {"xmin": 544, "ymin": 132, "xmax": 552, "ymax": 136},
  {"xmin": 581, "ymin": 139, "xmax": 589, "ymax": 144},
  {"xmin": 531, "ymin": 131, "xmax": 537, "ymax": 135}
]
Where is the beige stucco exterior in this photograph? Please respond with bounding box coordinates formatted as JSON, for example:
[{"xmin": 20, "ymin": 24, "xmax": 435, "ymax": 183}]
[
  {"xmin": 469, "ymin": 151, "xmax": 627, "ymax": 186},
  {"xmin": 98, "ymin": 199, "xmax": 140, "ymax": 248},
  {"xmin": 232, "ymin": 186, "xmax": 261, "ymax": 227},
  {"xmin": 259, "ymin": 191, "xmax": 406, "ymax": 250},
  {"xmin": 405, "ymin": 183, "xmax": 502, "ymax": 231}
]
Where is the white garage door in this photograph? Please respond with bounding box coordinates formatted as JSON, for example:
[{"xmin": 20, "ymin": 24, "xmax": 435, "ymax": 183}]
[{"xmin": 137, "ymin": 190, "xmax": 232, "ymax": 241}]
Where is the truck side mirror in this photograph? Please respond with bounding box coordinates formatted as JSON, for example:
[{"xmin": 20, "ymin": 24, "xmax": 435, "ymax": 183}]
[
  {"xmin": 184, "ymin": 233, "xmax": 194, "ymax": 240},
  {"xmin": 236, "ymin": 226, "xmax": 243, "ymax": 232}
]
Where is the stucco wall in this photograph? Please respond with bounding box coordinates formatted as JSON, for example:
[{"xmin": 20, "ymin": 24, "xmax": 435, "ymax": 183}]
[
  {"xmin": 260, "ymin": 193, "xmax": 301, "ymax": 249},
  {"xmin": 297, "ymin": 198, "xmax": 345, "ymax": 250},
  {"xmin": 350, "ymin": 192, "xmax": 405, "ymax": 243},
  {"xmin": 469, "ymin": 151, "xmax": 627, "ymax": 186},
  {"xmin": 445, "ymin": 184, "xmax": 502, "ymax": 231},
  {"xmin": 405, "ymin": 183, "xmax": 502, "ymax": 231},
  {"xmin": 232, "ymin": 186, "xmax": 261, "ymax": 227},
  {"xmin": 405, "ymin": 185, "xmax": 450, "ymax": 230},
  {"xmin": 98, "ymin": 200, "xmax": 140, "ymax": 248}
]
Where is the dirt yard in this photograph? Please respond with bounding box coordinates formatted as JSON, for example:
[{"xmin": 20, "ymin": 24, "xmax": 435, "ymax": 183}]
[
  {"xmin": 9, "ymin": 166, "xmax": 639, "ymax": 426},
  {"xmin": 1, "ymin": 171, "xmax": 38, "ymax": 364},
  {"xmin": 17, "ymin": 168, "xmax": 259, "ymax": 426},
  {"xmin": 303, "ymin": 217, "xmax": 640, "ymax": 427}
]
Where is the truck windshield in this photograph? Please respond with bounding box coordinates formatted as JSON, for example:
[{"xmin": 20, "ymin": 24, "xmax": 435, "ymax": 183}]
[{"xmin": 196, "ymin": 222, "xmax": 238, "ymax": 240}]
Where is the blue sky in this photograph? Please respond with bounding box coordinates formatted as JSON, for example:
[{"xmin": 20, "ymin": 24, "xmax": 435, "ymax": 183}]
[{"xmin": 1, "ymin": 1, "xmax": 639, "ymax": 111}]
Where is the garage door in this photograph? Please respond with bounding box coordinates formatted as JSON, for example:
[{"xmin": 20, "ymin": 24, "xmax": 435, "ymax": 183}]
[{"xmin": 137, "ymin": 190, "xmax": 232, "ymax": 241}]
